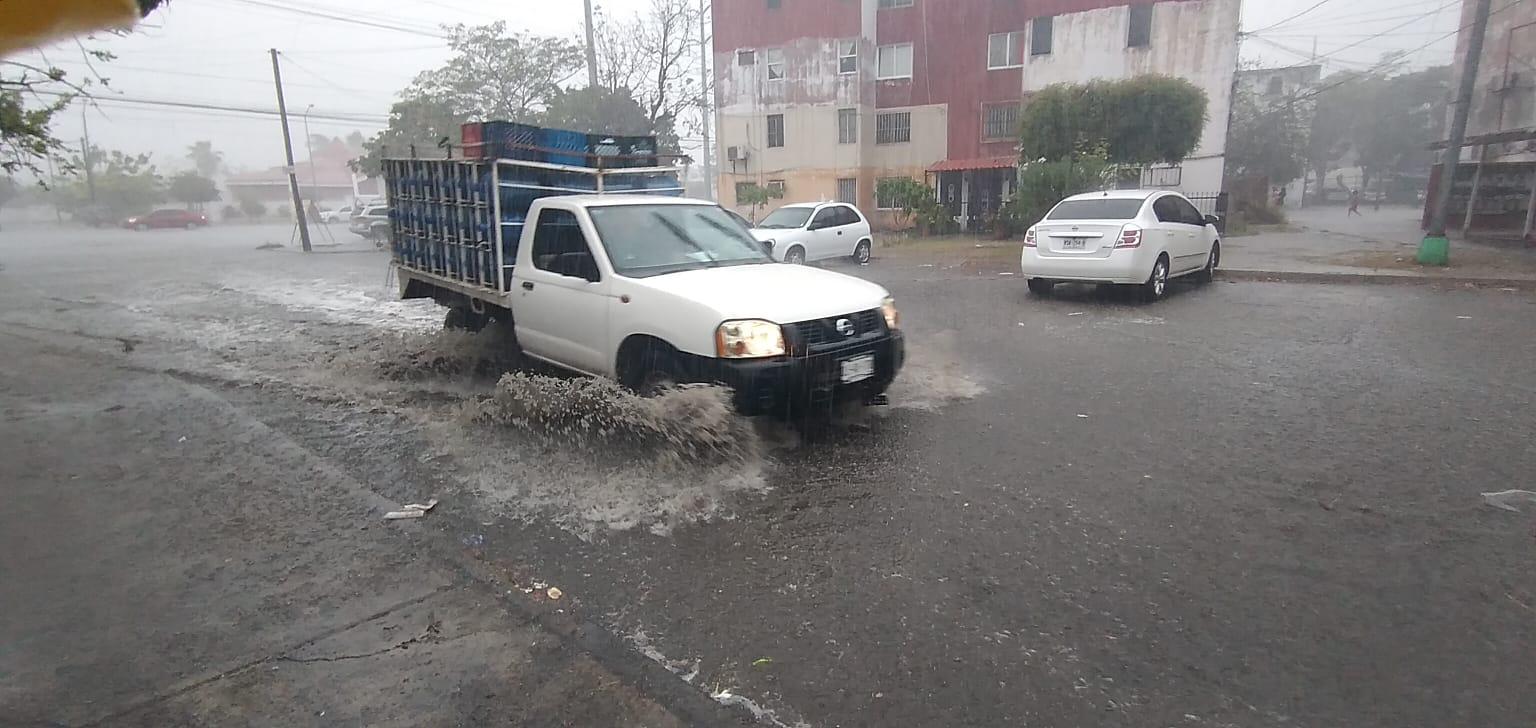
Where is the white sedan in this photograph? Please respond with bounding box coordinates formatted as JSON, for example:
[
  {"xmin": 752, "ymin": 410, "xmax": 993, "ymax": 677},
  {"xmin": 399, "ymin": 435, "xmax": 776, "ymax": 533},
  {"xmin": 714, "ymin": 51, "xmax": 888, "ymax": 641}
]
[
  {"xmin": 1021, "ymin": 190, "xmax": 1220, "ymax": 302},
  {"xmin": 749, "ymin": 202, "xmax": 875, "ymax": 265}
]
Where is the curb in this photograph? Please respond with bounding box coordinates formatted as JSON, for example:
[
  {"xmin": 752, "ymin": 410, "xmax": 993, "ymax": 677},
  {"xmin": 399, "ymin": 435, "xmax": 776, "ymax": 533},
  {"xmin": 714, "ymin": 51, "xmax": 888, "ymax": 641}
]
[{"xmin": 1218, "ymin": 268, "xmax": 1536, "ymax": 289}]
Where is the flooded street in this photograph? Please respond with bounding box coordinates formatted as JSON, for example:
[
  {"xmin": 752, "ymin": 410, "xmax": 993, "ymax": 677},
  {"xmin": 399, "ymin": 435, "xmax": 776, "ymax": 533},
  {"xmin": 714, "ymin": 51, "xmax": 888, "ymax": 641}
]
[{"xmin": 5, "ymin": 223, "xmax": 1536, "ymax": 727}]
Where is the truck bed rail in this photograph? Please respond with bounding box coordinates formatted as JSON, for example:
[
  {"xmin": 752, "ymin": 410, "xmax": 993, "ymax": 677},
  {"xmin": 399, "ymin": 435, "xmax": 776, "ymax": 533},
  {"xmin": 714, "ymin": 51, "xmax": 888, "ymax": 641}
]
[{"xmin": 382, "ymin": 157, "xmax": 685, "ymax": 295}]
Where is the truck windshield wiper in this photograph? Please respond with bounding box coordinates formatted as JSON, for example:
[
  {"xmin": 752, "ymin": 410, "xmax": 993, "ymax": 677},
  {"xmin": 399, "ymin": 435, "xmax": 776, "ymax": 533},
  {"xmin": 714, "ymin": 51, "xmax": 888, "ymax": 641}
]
[{"xmin": 651, "ymin": 212, "xmax": 721, "ymax": 267}]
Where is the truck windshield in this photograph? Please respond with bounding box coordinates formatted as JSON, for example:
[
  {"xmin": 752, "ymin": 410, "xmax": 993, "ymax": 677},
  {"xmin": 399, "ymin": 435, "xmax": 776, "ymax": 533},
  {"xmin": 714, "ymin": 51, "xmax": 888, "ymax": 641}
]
[
  {"xmin": 588, "ymin": 204, "xmax": 773, "ymax": 278},
  {"xmin": 757, "ymin": 207, "xmax": 814, "ymax": 229}
]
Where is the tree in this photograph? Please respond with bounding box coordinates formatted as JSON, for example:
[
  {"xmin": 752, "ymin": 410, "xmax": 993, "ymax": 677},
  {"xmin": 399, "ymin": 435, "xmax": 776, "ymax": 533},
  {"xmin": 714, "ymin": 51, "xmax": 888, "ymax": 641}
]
[
  {"xmin": 592, "ymin": 0, "xmax": 703, "ymax": 153},
  {"xmin": 358, "ymin": 22, "xmax": 585, "ymax": 173},
  {"xmin": 540, "ymin": 87, "xmax": 653, "ymax": 136},
  {"xmin": 735, "ymin": 182, "xmax": 783, "ymax": 222},
  {"xmin": 168, "ymin": 172, "xmax": 220, "ymax": 209},
  {"xmin": 1225, "ymin": 83, "xmax": 1308, "ymax": 184},
  {"xmin": 1018, "ymin": 76, "xmax": 1208, "ymax": 166},
  {"xmin": 410, "ymin": 22, "xmax": 584, "ymax": 122},
  {"xmin": 238, "ymin": 196, "xmax": 267, "ymax": 219},
  {"xmin": 2, "ymin": 47, "xmax": 117, "ymax": 177},
  {"xmin": 346, "ymin": 130, "xmax": 366, "ymax": 148},
  {"xmin": 1305, "ymin": 65, "xmax": 1450, "ymax": 200},
  {"xmin": 186, "ymin": 141, "xmax": 224, "ymax": 178},
  {"xmin": 50, "ymin": 147, "xmax": 165, "ymax": 218}
]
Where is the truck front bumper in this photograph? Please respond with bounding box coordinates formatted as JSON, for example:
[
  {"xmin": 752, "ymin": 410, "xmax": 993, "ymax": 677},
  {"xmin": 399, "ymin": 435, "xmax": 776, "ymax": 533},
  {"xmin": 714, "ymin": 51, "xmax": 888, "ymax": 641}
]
[{"xmin": 687, "ymin": 332, "xmax": 906, "ymax": 417}]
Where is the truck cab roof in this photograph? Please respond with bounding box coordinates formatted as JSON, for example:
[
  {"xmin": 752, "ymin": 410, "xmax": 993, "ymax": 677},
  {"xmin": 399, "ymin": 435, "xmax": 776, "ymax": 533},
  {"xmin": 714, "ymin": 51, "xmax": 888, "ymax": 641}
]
[{"xmin": 549, "ymin": 195, "xmax": 717, "ymax": 209}]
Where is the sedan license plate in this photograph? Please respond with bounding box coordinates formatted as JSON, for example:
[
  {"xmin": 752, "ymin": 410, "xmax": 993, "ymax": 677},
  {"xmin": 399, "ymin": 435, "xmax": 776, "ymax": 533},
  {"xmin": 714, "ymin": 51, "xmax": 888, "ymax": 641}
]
[
  {"xmin": 840, "ymin": 354, "xmax": 876, "ymax": 384},
  {"xmin": 1061, "ymin": 238, "xmax": 1087, "ymax": 251}
]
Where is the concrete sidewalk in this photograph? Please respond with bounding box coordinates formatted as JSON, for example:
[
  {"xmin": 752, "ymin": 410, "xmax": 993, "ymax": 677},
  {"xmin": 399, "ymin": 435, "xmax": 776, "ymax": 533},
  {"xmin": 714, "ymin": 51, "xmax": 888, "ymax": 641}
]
[
  {"xmin": 1223, "ymin": 205, "xmax": 1536, "ymax": 285},
  {"xmin": 0, "ymin": 328, "xmax": 731, "ymax": 727}
]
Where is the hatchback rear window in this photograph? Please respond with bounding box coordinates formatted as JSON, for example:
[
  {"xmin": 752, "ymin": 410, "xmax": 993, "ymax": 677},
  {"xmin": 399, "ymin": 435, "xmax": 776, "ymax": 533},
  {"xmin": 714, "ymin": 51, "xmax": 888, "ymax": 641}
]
[{"xmin": 1046, "ymin": 198, "xmax": 1145, "ymax": 220}]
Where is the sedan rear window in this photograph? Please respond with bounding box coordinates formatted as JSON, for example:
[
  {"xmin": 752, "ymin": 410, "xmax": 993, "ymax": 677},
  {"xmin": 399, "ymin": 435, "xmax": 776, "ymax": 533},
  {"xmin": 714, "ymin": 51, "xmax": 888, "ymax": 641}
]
[{"xmin": 1046, "ymin": 198, "xmax": 1146, "ymax": 220}]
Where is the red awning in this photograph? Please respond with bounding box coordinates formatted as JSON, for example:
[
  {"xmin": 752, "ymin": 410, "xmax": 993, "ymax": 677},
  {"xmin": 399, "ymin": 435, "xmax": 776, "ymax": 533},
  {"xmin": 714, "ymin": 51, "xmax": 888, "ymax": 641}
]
[{"xmin": 928, "ymin": 156, "xmax": 1017, "ymax": 172}]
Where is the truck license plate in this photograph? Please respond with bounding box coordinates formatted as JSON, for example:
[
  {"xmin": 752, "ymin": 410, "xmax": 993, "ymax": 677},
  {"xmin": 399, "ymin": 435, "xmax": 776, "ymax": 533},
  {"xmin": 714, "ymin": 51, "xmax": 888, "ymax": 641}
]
[
  {"xmin": 840, "ymin": 354, "xmax": 876, "ymax": 384},
  {"xmin": 1061, "ymin": 239, "xmax": 1086, "ymax": 250}
]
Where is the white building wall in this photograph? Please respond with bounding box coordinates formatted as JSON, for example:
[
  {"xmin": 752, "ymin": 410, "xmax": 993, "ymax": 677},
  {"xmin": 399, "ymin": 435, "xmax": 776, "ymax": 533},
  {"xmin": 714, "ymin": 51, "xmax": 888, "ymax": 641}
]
[{"xmin": 1021, "ymin": 0, "xmax": 1241, "ymax": 193}]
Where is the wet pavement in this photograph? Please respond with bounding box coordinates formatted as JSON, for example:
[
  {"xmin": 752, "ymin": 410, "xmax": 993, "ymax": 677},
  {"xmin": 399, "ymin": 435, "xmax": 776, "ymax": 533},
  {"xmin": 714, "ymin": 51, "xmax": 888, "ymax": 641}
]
[{"xmin": 3, "ymin": 222, "xmax": 1535, "ymax": 726}]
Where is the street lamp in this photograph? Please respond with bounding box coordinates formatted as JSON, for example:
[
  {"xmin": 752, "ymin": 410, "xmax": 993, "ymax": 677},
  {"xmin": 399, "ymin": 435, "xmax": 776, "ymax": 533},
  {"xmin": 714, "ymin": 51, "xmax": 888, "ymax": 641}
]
[{"xmin": 302, "ymin": 104, "xmax": 319, "ymax": 202}]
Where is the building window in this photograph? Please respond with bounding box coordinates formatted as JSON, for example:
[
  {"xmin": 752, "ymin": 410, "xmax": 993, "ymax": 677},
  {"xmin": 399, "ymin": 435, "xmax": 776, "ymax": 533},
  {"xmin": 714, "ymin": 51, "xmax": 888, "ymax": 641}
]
[
  {"xmin": 1031, "ymin": 16, "xmax": 1053, "ymax": 56},
  {"xmin": 1142, "ymin": 164, "xmax": 1182, "ymax": 188},
  {"xmin": 838, "ymin": 108, "xmax": 858, "ymax": 144},
  {"xmin": 734, "ymin": 182, "xmax": 754, "ymax": 200},
  {"xmin": 875, "ymin": 112, "xmax": 910, "ymax": 144},
  {"xmin": 737, "ymin": 49, "xmax": 756, "ymax": 66},
  {"xmin": 1267, "ymin": 75, "xmax": 1284, "ymax": 95},
  {"xmin": 767, "ymin": 179, "xmax": 786, "ymax": 196},
  {"xmin": 982, "ymin": 102, "xmax": 1020, "ymax": 141},
  {"xmin": 837, "ymin": 178, "xmax": 857, "ymax": 204},
  {"xmin": 877, "ymin": 43, "xmax": 913, "ymax": 80},
  {"xmin": 876, "ymin": 177, "xmax": 910, "ymax": 209},
  {"xmin": 767, "ymin": 114, "xmax": 785, "ymax": 148},
  {"xmin": 838, "ymin": 39, "xmax": 858, "ymax": 74},
  {"xmin": 987, "ymin": 32, "xmax": 1024, "ymax": 69},
  {"xmin": 766, "ymin": 48, "xmax": 784, "ymax": 80},
  {"xmin": 878, "ymin": 0, "xmax": 914, "ymax": 8},
  {"xmin": 1128, "ymin": 4, "xmax": 1152, "ymax": 48}
]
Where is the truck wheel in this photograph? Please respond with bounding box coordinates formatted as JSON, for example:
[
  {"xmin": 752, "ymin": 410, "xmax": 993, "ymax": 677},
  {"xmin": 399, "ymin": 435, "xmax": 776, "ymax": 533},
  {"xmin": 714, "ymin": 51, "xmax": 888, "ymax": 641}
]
[{"xmin": 444, "ymin": 306, "xmax": 488, "ymax": 333}]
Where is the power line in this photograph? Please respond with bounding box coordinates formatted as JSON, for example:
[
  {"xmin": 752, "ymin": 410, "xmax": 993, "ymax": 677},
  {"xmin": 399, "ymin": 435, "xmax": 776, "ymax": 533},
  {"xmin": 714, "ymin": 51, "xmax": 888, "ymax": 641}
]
[
  {"xmin": 27, "ymin": 89, "xmax": 390, "ymax": 124},
  {"xmin": 1246, "ymin": 0, "xmax": 1341, "ymax": 36},
  {"xmin": 218, "ymin": 0, "xmax": 449, "ymax": 39}
]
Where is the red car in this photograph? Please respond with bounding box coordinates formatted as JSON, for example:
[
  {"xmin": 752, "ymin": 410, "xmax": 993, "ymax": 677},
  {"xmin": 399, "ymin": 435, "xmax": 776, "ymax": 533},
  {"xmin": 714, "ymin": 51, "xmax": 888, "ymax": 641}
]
[{"xmin": 123, "ymin": 209, "xmax": 209, "ymax": 230}]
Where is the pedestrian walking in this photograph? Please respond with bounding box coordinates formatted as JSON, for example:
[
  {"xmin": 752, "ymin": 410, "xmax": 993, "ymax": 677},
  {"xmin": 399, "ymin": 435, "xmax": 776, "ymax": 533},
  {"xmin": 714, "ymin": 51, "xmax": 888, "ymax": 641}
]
[
  {"xmin": 1276, "ymin": 186, "xmax": 1288, "ymax": 208},
  {"xmin": 1348, "ymin": 189, "xmax": 1361, "ymax": 217}
]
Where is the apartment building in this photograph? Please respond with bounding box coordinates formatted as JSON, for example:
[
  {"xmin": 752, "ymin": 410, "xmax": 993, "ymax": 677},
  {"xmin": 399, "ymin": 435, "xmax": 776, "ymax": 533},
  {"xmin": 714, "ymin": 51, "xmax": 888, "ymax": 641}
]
[{"xmin": 713, "ymin": 0, "xmax": 1242, "ymax": 228}]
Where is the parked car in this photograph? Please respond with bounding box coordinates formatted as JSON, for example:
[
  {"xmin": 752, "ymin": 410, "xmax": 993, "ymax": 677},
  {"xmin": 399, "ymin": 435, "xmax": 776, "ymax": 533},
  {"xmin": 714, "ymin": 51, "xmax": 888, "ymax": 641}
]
[
  {"xmin": 721, "ymin": 206, "xmax": 753, "ymax": 230},
  {"xmin": 349, "ymin": 204, "xmax": 390, "ymax": 245},
  {"xmin": 318, "ymin": 205, "xmax": 354, "ymax": 223},
  {"xmin": 1020, "ymin": 190, "xmax": 1220, "ymax": 302},
  {"xmin": 749, "ymin": 202, "xmax": 874, "ymax": 265},
  {"xmin": 122, "ymin": 209, "xmax": 209, "ymax": 230}
]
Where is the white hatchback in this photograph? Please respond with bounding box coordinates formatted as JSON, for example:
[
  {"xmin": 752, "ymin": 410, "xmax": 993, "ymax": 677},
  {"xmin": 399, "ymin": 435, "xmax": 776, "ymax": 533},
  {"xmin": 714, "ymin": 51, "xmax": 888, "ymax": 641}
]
[
  {"xmin": 1021, "ymin": 190, "xmax": 1220, "ymax": 301},
  {"xmin": 750, "ymin": 202, "xmax": 875, "ymax": 265}
]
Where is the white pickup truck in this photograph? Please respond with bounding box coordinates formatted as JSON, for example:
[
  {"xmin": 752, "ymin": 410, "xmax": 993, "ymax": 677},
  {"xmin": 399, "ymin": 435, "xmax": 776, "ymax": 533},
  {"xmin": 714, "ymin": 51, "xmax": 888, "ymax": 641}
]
[{"xmin": 382, "ymin": 155, "xmax": 904, "ymax": 415}]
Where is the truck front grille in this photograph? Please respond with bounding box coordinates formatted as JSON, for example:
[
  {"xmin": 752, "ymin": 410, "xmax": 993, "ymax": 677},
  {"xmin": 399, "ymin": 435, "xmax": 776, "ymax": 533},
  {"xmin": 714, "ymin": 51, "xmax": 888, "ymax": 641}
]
[{"xmin": 788, "ymin": 309, "xmax": 884, "ymax": 349}]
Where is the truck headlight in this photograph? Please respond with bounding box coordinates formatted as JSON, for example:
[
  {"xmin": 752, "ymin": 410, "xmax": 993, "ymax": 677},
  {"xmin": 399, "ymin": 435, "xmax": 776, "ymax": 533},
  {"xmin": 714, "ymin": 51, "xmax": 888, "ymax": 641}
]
[
  {"xmin": 881, "ymin": 297, "xmax": 900, "ymax": 330},
  {"xmin": 716, "ymin": 320, "xmax": 786, "ymax": 358}
]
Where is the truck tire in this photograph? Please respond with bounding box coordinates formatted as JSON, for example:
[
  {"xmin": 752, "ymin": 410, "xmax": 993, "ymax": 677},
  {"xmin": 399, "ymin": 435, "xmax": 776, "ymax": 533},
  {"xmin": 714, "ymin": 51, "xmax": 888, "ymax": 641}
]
[{"xmin": 444, "ymin": 306, "xmax": 488, "ymax": 333}]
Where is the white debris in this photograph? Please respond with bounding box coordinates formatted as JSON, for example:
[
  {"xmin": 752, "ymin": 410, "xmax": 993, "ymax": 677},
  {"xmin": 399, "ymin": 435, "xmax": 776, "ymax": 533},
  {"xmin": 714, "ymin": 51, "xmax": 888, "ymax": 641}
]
[
  {"xmin": 383, "ymin": 498, "xmax": 438, "ymax": 520},
  {"xmin": 1483, "ymin": 490, "xmax": 1536, "ymax": 513}
]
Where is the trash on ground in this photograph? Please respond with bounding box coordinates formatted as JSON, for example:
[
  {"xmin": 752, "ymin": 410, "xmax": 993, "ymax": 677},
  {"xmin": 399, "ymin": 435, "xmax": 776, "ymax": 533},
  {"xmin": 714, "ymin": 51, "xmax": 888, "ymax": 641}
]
[
  {"xmin": 1076, "ymin": 414, "xmax": 1089, "ymax": 419},
  {"xmin": 1457, "ymin": 316, "xmax": 1473, "ymax": 320},
  {"xmin": 546, "ymin": 586, "xmax": 563, "ymax": 600},
  {"xmin": 999, "ymin": 272, "xmax": 1015, "ymax": 276},
  {"xmin": 383, "ymin": 498, "xmax": 439, "ymax": 520},
  {"xmin": 752, "ymin": 657, "xmax": 773, "ymax": 667},
  {"xmin": 1068, "ymin": 312, "xmax": 1086, "ymax": 316},
  {"xmin": 461, "ymin": 534, "xmax": 484, "ymax": 547},
  {"xmin": 1482, "ymin": 490, "xmax": 1536, "ymax": 513},
  {"xmin": 177, "ymin": 436, "xmax": 187, "ymax": 443}
]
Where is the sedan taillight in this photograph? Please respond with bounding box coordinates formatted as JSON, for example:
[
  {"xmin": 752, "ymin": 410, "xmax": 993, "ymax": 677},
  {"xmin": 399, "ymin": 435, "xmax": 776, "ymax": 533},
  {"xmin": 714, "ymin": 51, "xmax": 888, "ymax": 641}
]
[
  {"xmin": 1115, "ymin": 225, "xmax": 1142, "ymax": 249},
  {"xmin": 1023, "ymin": 228, "xmax": 1037, "ymax": 247}
]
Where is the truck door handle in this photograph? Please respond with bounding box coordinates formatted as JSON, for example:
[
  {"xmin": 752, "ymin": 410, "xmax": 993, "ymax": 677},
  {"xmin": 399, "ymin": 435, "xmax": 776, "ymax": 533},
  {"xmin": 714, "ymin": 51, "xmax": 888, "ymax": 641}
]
[{"xmin": 521, "ymin": 281, "xmax": 534, "ymax": 291}]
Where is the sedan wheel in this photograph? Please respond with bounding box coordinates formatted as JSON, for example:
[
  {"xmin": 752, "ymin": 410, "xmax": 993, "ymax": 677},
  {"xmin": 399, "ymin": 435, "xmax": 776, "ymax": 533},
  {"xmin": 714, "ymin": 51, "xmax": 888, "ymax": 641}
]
[
  {"xmin": 852, "ymin": 240, "xmax": 872, "ymax": 265},
  {"xmin": 784, "ymin": 246, "xmax": 806, "ymax": 265},
  {"xmin": 1141, "ymin": 257, "xmax": 1169, "ymax": 302},
  {"xmin": 1195, "ymin": 241, "xmax": 1220, "ymax": 284}
]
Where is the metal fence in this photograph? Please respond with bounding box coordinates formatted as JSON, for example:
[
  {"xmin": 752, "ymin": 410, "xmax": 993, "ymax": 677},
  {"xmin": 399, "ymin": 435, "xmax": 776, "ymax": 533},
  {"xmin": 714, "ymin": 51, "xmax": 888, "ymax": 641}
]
[{"xmin": 1184, "ymin": 192, "xmax": 1230, "ymax": 233}]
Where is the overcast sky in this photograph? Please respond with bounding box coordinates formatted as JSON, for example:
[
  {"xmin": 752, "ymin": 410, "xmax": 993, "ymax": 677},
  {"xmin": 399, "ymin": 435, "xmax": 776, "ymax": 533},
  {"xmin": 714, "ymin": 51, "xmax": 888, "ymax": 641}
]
[{"xmin": 13, "ymin": 0, "xmax": 1463, "ymax": 174}]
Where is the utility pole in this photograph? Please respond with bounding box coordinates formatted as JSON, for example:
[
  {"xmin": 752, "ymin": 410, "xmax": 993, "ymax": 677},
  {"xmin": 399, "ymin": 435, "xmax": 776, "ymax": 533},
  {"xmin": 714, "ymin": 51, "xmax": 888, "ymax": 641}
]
[
  {"xmin": 80, "ymin": 106, "xmax": 96, "ymax": 204},
  {"xmin": 1421, "ymin": 0, "xmax": 1493, "ymax": 264},
  {"xmin": 698, "ymin": 0, "xmax": 713, "ymax": 200},
  {"xmin": 583, "ymin": 0, "xmax": 600, "ymax": 88},
  {"xmin": 269, "ymin": 48, "xmax": 312, "ymax": 253}
]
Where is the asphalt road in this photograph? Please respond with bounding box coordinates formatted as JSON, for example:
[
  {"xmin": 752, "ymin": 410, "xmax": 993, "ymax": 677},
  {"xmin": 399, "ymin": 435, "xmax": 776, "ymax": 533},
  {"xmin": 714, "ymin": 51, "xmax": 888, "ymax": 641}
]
[{"xmin": 3, "ymin": 222, "xmax": 1534, "ymax": 727}]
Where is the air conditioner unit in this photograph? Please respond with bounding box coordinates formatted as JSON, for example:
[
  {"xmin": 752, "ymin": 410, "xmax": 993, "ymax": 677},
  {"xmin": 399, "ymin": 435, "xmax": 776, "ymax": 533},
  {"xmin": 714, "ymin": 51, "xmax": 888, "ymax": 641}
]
[{"xmin": 727, "ymin": 146, "xmax": 748, "ymax": 162}]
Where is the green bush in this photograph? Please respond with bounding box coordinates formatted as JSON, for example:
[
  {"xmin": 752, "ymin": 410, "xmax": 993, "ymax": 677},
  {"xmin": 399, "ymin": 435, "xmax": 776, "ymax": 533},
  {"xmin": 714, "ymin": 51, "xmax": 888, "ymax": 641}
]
[{"xmin": 1008, "ymin": 156, "xmax": 1112, "ymax": 230}]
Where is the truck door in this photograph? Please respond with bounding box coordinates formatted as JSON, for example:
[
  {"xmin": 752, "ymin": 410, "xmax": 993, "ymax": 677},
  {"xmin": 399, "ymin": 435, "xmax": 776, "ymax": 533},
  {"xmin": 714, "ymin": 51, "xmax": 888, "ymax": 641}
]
[{"xmin": 510, "ymin": 206, "xmax": 611, "ymax": 374}]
